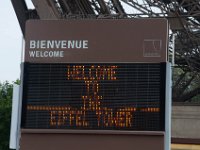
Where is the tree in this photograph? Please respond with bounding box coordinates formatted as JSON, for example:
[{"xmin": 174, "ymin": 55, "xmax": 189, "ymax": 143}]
[
  {"xmin": 172, "ymin": 67, "xmax": 200, "ymax": 102},
  {"xmin": 0, "ymin": 80, "xmax": 19, "ymax": 150}
]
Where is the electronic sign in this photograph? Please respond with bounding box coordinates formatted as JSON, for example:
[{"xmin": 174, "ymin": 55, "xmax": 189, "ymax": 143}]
[
  {"xmin": 20, "ymin": 19, "xmax": 170, "ymax": 150},
  {"xmin": 22, "ymin": 63, "xmax": 166, "ymax": 131},
  {"xmin": 21, "ymin": 19, "xmax": 168, "ymax": 131}
]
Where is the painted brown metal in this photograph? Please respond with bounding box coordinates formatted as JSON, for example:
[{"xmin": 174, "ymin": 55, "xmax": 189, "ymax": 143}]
[
  {"xmin": 20, "ymin": 129, "xmax": 164, "ymax": 150},
  {"xmin": 25, "ymin": 19, "xmax": 168, "ymax": 63},
  {"xmin": 172, "ymin": 138, "xmax": 200, "ymax": 144}
]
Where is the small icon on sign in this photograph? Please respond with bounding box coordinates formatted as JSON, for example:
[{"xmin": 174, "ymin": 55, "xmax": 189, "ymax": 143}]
[{"xmin": 143, "ymin": 39, "xmax": 162, "ymax": 57}]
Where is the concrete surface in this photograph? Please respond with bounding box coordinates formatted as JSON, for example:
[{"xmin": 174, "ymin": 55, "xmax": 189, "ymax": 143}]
[{"xmin": 172, "ymin": 105, "xmax": 200, "ymax": 139}]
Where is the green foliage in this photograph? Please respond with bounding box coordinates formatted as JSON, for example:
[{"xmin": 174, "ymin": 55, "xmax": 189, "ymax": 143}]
[
  {"xmin": 191, "ymin": 94, "xmax": 200, "ymax": 103},
  {"xmin": 0, "ymin": 81, "xmax": 18, "ymax": 150},
  {"xmin": 0, "ymin": 101, "xmax": 12, "ymax": 150},
  {"xmin": 172, "ymin": 67, "xmax": 200, "ymax": 102}
]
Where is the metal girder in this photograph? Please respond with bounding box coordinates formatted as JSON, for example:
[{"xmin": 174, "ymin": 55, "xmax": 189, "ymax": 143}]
[
  {"xmin": 95, "ymin": 0, "xmax": 111, "ymax": 14},
  {"xmin": 58, "ymin": 0, "xmax": 72, "ymax": 14},
  {"xmin": 111, "ymin": 0, "xmax": 126, "ymax": 16},
  {"xmin": 31, "ymin": 0, "xmax": 61, "ymax": 19},
  {"xmin": 11, "ymin": 0, "xmax": 29, "ymax": 35}
]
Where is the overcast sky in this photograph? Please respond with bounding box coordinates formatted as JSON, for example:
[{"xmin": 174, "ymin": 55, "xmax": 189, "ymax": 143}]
[
  {"xmin": 0, "ymin": 1, "xmax": 34, "ymax": 83},
  {"xmin": 0, "ymin": 1, "xmax": 21, "ymax": 83}
]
